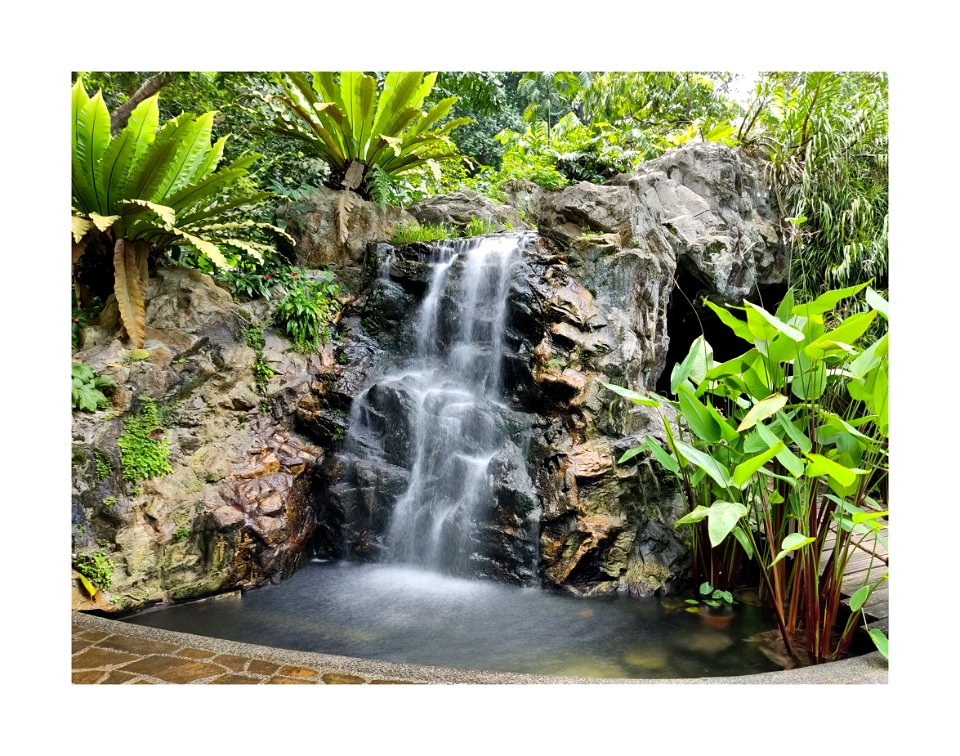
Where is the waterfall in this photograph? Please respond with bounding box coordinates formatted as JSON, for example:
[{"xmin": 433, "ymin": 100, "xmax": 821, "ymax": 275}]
[{"xmin": 337, "ymin": 234, "xmax": 538, "ymax": 580}]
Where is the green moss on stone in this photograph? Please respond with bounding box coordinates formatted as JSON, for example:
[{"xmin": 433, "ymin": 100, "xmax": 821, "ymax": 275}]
[{"xmin": 117, "ymin": 398, "xmax": 172, "ymax": 482}]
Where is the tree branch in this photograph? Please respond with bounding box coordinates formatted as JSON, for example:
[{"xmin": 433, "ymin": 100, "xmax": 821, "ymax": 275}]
[{"xmin": 110, "ymin": 73, "xmax": 175, "ymax": 134}]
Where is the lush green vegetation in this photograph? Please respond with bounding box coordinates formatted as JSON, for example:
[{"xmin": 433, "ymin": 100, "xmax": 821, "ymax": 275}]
[
  {"xmin": 606, "ymin": 283, "xmax": 888, "ymax": 663},
  {"xmin": 74, "ymin": 549, "xmax": 115, "ymax": 592},
  {"xmin": 71, "ymin": 362, "xmax": 115, "ymax": 412},
  {"xmin": 72, "ymin": 72, "xmax": 888, "ymax": 667}
]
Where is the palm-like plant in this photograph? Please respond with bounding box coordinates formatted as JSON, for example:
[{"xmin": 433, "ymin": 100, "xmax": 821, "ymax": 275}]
[
  {"xmin": 71, "ymin": 79, "xmax": 291, "ymax": 348},
  {"xmin": 265, "ymin": 72, "xmax": 471, "ymax": 198}
]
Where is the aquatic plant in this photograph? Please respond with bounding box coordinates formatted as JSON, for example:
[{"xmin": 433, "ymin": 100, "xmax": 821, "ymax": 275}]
[{"xmin": 606, "ymin": 283, "xmax": 888, "ymax": 663}]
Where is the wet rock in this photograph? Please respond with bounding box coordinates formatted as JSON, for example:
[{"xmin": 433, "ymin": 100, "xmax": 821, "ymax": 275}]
[{"xmin": 72, "ymin": 267, "xmax": 326, "ymax": 613}]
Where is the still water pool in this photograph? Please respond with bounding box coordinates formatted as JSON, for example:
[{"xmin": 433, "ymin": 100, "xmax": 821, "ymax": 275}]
[{"xmin": 123, "ymin": 561, "xmax": 784, "ymax": 679}]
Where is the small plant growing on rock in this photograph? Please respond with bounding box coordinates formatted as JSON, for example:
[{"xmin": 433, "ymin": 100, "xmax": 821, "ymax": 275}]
[
  {"xmin": 463, "ymin": 216, "xmax": 500, "ymax": 237},
  {"xmin": 391, "ymin": 222, "xmax": 456, "ymax": 245},
  {"xmin": 72, "ymin": 362, "xmax": 115, "ymax": 412},
  {"xmin": 273, "ymin": 271, "xmax": 340, "ymax": 352},
  {"xmin": 74, "ymin": 549, "xmax": 114, "ymax": 592},
  {"xmin": 117, "ymin": 398, "xmax": 172, "ymax": 482}
]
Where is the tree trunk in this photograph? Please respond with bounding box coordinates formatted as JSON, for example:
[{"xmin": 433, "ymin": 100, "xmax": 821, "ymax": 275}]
[{"xmin": 110, "ymin": 73, "xmax": 175, "ymax": 134}]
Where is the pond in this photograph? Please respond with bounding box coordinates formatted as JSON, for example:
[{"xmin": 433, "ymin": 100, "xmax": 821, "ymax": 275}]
[{"xmin": 123, "ymin": 560, "xmax": 787, "ymax": 680}]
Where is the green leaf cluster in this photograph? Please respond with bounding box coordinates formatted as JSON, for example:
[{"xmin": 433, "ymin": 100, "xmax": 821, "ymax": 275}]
[
  {"xmin": 272, "ymin": 271, "xmax": 341, "ymax": 352},
  {"xmin": 117, "ymin": 398, "xmax": 172, "ymax": 482},
  {"xmin": 607, "ymin": 284, "xmax": 889, "ymax": 663},
  {"xmin": 72, "ymin": 362, "xmax": 115, "ymax": 412},
  {"xmin": 71, "ymin": 78, "xmax": 292, "ymax": 347},
  {"xmin": 267, "ymin": 72, "xmax": 471, "ymax": 199},
  {"xmin": 74, "ymin": 550, "xmax": 114, "ymax": 591}
]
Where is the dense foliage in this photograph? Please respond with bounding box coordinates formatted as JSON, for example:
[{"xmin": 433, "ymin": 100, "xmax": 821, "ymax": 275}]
[
  {"xmin": 71, "ymin": 78, "xmax": 290, "ymax": 347},
  {"xmin": 607, "ymin": 284, "xmax": 888, "ymax": 663}
]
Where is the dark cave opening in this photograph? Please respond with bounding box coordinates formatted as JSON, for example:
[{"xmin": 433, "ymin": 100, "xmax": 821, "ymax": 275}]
[{"xmin": 656, "ymin": 263, "xmax": 788, "ymax": 394}]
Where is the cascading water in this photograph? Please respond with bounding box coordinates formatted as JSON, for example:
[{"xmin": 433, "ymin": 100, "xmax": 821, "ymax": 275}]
[{"xmin": 335, "ymin": 233, "xmax": 539, "ymax": 580}]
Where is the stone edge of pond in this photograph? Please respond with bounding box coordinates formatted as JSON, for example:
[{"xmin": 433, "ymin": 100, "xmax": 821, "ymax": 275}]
[{"xmin": 72, "ymin": 611, "xmax": 887, "ymax": 684}]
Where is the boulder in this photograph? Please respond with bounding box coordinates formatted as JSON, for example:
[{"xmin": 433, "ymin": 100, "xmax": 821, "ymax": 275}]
[
  {"xmin": 538, "ymin": 142, "xmax": 786, "ymax": 303},
  {"xmin": 277, "ymin": 186, "xmax": 417, "ymax": 288},
  {"xmin": 408, "ymin": 189, "xmax": 527, "ymax": 232}
]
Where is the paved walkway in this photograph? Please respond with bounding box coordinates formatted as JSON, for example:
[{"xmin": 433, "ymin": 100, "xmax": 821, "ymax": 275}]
[{"xmin": 71, "ymin": 611, "xmax": 887, "ymax": 684}]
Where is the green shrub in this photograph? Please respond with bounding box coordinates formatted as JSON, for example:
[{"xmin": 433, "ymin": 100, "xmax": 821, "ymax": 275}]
[
  {"xmin": 606, "ymin": 283, "xmax": 888, "ymax": 663},
  {"xmin": 273, "ymin": 271, "xmax": 340, "ymax": 352},
  {"xmin": 117, "ymin": 398, "xmax": 172, "ymax": 482},
  {"xmin": 75, "ymin": 550, "xmax": 114, "ymax": 590},
  {"xmin": 72, "ymin": 363, "xmax": 115, "ymax": 412}
]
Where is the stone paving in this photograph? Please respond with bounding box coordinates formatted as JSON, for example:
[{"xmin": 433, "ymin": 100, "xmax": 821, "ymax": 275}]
[{"xmin": 72, "ymin": 611, "xmax": 887, "ymax": 684}]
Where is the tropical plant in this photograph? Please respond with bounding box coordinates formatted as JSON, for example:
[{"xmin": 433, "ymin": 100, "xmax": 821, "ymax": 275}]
[
  {"xmin": 74, "ymin": 550, "xmax": 115, "ymax": 593},
  {"xmin": 273, "ymin": 270, "xmax": 341, "ymax": 352},
  {"xmin": 685, "ymin": 581, "xmax": 735, "ymax": 613},
  {"xmin": 71, "ymin": 78, "xmax": 292, "ymax": 348},
  {"xmin": 516, "ymin": 71, "xmax": 586, "ymax": 144},
  {"xmin": 265, "ymin": 72, "xmax": 471, "ymax": 199},
  {"xmin": 739, "ymin": 72, "xmax": 888, "ymax": 303},
  {"xmin": 606, "ymin": 283, "xmax": 888, "ymax": 664},
  {"xmin": 72, "ymin": 362, "xmax": 115, "ymax": 412}
]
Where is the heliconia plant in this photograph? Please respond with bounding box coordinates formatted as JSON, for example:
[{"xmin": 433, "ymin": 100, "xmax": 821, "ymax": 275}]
[
  {"xmin": 605, "ymin": 283, "xmax": 888, "ymax": 664},
  {"xmin": 71, "ymin": 78, "xmax": 292, "ymax": 348}
]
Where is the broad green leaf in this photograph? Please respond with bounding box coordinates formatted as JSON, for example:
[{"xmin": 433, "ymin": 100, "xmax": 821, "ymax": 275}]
[
  {"xmin": 852, "ymin": 509, "xmax": 888, "ymax": 524},
  {"xmin": 674, "ymin": 440, "xmax": 733, "ymax": 488},
  {"xmin": 708, "ymin": 501, "xmax": 748, "ymax": 547},
  {"xmin": 705, "ymin": 300, "xmax": 753, "ymax": 343},
  {"xmin": 675, "ymin": 505, "xmax": 710, "ymax": 527},
  {"xmin": 617, "ymin": 446, "xmax": 645, "ymax": 464},
  {"xmin": 745, "ymin": 301, "xmax": 804, "ymax": 342},
  {"xmin": 770, "ymin": 533, "xmax": 815, "ymax": 566},
  {"xmin": 601, "ymin": 382, "xmax": 660, "ymax": 406},
  {"xmin": 865, "ymin": 287, "xmax": 888, "ymax": 320},
  {"xmin": 806, "ymin": 311, "xmax": 877, "ymax": 359},
  {"xmin": 734, "ymin": 440, "xmax": 786, "ymax": 486},
  {"xmin": 868, "ymin": 628, "xmax": 888, "ymax": 659},
  {"xmin": 74, "ymin": 88, "xmax": 112, "ymax": 214},
  {"xmin": 737, "ymin": 393, "xmax": 788, "ymax": 432},
  {"xmin": 777, "ymin": 412, "xmax": 813, "ymax": 453},
  {"xmin": 793, "ymin": 283, "xmax": 869, "ymax": 317},
  {"xmin": 847, "ymin": 333, "xmax": 888, "ymax": 380},
  {"xmin": 671, "ymin": 336, "xmax": 712, "ymax": 394},
  {"xmin": 792, "ymin": 351, "xmax": 826, "ymax": 400},
  {"xmin": 757, "ymin": 422, "xmax": 804, "ymax": 478},
  {"xmin": 804, "ymin": 453, "xmax": 858, "ymax": 487},
  {"xmin": 678, "ymin": 385, "xmax": 721, "ymax": 442},
  {"xmin": 731, "ymin": 525, "xmax": 754, "ymax": 559},
  {"xmin": 775, "ymin": 288, "xmax": 795, "ymax": 321},
  {"xmin": 849, "ymin": 585, "xmax": 871, "ymax": 612},
  {"xmin": 706, "ymin": 403, "xmax": 739, "ymax": 443}
]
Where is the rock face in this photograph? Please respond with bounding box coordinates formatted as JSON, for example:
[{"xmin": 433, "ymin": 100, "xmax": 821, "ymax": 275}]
[
  {"xmin": 537, "ymin": 142, "xmax": 785, "ymax": 304},
  {"xmin": 72, "ymin": 142, "xmax": 785, "ymax": 611},
  {"xmin": 408, "ymin": 189, "xmax": 527, "ymax": 232},
  {"xmin": 71, "ymin": 268, "xmax": 330, "ymax": 613},
  {"xmin": 277, "ymin": 186, "xmax": 417, "ymax": 289},
  {"xmin": 311, "ymin": 143, "xmax": 784, "ymax": 598}
]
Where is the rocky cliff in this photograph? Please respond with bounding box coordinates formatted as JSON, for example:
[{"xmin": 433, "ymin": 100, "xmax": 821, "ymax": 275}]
[{"xmin": 71, "ymin": 142, "xmax": 786, "ymax": 612}]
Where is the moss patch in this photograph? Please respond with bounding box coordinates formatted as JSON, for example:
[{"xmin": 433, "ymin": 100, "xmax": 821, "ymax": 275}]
[{"xmin": 117, "ymin": 398, "xmax": 172, "ymax": 482}]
